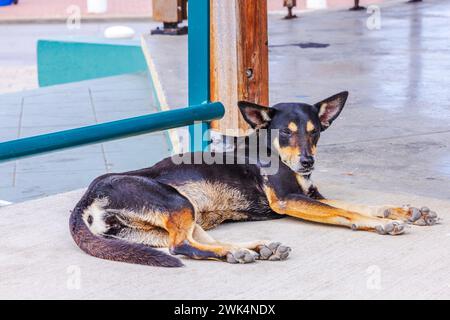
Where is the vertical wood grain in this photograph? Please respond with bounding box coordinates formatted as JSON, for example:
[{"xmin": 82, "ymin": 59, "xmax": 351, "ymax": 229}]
[
  {"xmin": 152, "ymin": 0, "xmax": 182, "ymax": 23},
  {"xmin": 210, "ymin": 0, "xmax": 269, "ymax": 136},
  {"xmin": 210, "ymin": 0, "xmax": 239, "ymax": 133},
  {"xmin": 236, "ymin": 0, "xmax": 269, "ymax": 108}
]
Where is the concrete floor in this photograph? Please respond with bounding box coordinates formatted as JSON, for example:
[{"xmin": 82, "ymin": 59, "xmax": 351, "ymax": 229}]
[
  {"xmin": 269, "ymin": 0, "xmax": 450, "ymax": 201},
  {"xmin": 1, "ymin": 0, "xmax": 450, "ymax": 299},
  {"xmin": 144, "ymin": 0, "xmax": 450, "ymax": 201},
  {"xmin": 2, "ymin": 185, "xmax": 450, "ymax": 299}
]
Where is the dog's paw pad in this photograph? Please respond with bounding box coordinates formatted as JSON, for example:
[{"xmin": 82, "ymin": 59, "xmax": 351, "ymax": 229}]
[
  {"xmin": 384, "ymin": 205, "xmax": 440, "ymax": 226},
  {"xmin": 257, "ymin": 242, "xmax": 291, "ymax": 261},
  {"xmin": 226, "ymin": 249, "xmax": 258, "ymax": 264},
  {"xmin": 408, "ymin": 206, "xmax": 439, "ymax": 226},
  {"xmin": 375, "ymin": 221, "xmax": 406, "ymax": 235}
]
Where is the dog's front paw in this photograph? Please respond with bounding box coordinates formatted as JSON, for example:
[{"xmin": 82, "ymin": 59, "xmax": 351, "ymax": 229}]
[
  {"xmin": 257, "ymin": 242, "xmax": 291, "ymax": 261},
  {"xmin": 226, "ymin": 248, "xmax": 258, "ymax": 264},
  {"xmin": 375, "ymin": 221, "xmax": 406, "ymax": 235},
  {"xmin": 408, "ymin": 206, "xmax": 439, "ymax": 226},
  {"xmin": 384, "ymin": 205, "xmax": 439, "ymax": 226}
]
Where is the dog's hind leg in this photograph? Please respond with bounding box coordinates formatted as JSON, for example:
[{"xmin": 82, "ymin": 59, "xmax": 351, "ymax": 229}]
[
  {"xmin": 319, "ymin": 200, "xmax": 439, "ymax": 226},
  {"xmin": 165, "ymin": 209, "xmax": 291, "ymax": 263},
  {"xmin": 165, "ymin": 208, "xmax": 257, "ymax": 264},
  {"xmin": 114, "ymin": 227, "xmax": 169, "ymax": 247},
  {"xmin": 192, "ymin": 224, "xmax": 291, "ymax": 262}
]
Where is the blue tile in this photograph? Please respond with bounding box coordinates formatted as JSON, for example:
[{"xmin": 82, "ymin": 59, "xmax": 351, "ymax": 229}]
[
  {"xmin": 103, "ymin": 133, "xmax": 170, "ymax": 172},
  {"xmin": 95, "ymin": 109, "xmax": 158, "ymax": 123},
  {"xmin": 0, "ymin": 72, "xmax": 163, "ymax": 202},
  {"xmin": 0, "ymin": 163, "xmax": 14, "ymax": 188},
  {"xmin": 23, "ymin": 90, "xmax": 91, "ymax": 106},
  {"xmin": 21, "ymin": 100, "xmax": 95, "ymax": 128},
  {"xmin": 0, "ymin": 127, "xmax": 19, "ymax": 142},
  {"xmin": 12, "ymin": 168, "xmax": 107, "ymax": 203},
  {"xmin": 16, "ymin": 146, "xmax": 106, "ymax": 173}
]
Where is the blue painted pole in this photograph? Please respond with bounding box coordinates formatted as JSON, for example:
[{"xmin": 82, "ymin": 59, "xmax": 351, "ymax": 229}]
[
  {"xmin": 0, "ymin": 102, "xmax": 224, "ymax": 163},
  {"xmin": 188, "ymin": 0, "xmax": 211, "ymax": 152}
]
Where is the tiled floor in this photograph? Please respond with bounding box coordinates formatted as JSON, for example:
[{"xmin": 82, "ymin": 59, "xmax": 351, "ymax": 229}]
[{"xmin": 0, "ymin": 72, "xmax": 171, "ymax": 203}]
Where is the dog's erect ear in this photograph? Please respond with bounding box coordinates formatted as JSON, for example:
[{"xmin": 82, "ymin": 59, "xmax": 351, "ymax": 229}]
[
  {"xmin": 314, "ymin": 91, "xmax": 349, "ymax": 131},
  {"xmin": 238, "ymin": 101, "xmax": 274, "ymax": 129}
]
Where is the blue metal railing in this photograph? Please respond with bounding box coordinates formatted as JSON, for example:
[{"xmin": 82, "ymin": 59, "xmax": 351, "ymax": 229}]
[
  {"xmin": 0, "ymin": 1, "xmax": 217, "ymax": 163},
  {"xmin": 188, "ymin": 0, "xmax": 211, "ymax": 152},
  {"xmin": 0, "ymin": 102, "xmax": 224, "ymax": 163}
]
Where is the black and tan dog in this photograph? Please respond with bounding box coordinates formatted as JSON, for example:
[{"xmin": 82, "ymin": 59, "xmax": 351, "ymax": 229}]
[{"xmin": 70, "ymin": 92, "xmax": 438, "ymax": 267}]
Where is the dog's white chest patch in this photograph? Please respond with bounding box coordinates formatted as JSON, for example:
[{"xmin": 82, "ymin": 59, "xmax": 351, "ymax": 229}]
[{"xmin": 295, "ymin": 174, "xmax": 313, "ymax": 193}]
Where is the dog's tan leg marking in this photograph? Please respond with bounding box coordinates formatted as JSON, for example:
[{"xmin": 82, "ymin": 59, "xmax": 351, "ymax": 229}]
[
  {"xmin": 117, "ymin": 228, "xmax": 169, "ymax": 247},
  {"xmin": 192, "ymin": 224, "xmax": 218, "ymax": 244},
  {"xmin": 319, "ymin": 200, "xmax": 388, "ymax": 217},
  {"xmin": 193, "ymin": 224, "xmax": 264, "ymax": 248},
  {"xmin": 163, "ymin": 209, "xmax": 263, "ymax": 264},
  {"xmin": 320, "ymin": 200, "xmax": 439, "ymax": 226},
  {"xmin": 264, "ymin": 187, "xmax": 405, "ymax": 235}
]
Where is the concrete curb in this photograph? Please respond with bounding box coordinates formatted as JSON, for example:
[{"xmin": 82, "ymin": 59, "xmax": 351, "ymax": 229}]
[{"xmin": 0, "ymin": 200, "xmax": 13, "ymax": 207}]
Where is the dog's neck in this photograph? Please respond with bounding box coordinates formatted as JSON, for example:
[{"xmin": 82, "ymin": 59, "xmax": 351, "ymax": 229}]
[
  {"xmin": 218, "ymin": 131, "xmax": 322, "ymax": 199},
  {"xmin": 297, "ymin": 173, "xmax": 323, "ymax": 199},
  {"xmin": 232, "ymin": 130, "xmax": 317, "ymax": 175},
  {"xmin": 295, "ymin": 173, "xmax": 313, "ymax": 192}
]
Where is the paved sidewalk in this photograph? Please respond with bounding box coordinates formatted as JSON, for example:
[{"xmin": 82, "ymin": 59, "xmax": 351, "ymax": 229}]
[{"xmin": 0, "ymin": 72, "xmax": 170, "ymax": 203}]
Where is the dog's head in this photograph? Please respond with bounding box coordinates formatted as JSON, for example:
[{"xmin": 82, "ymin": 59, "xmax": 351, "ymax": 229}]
[{"xmin": 238, "ymin": 91, "xmax": 348, "ymax": 175}]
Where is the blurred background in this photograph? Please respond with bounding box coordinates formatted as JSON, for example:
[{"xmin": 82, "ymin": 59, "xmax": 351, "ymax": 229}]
[
  {"xmin": 2, "ymin": 0, "xmax": 449, "ymax": 205},
  {"xmin": 0, "ymin": 0, "xmax": 384, "ymax": 94}
]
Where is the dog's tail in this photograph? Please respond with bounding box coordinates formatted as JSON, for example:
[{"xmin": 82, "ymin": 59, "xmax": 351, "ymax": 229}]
[{"xmin": 69, "ymin": 201, "xmax": 183, "ymax": 268}]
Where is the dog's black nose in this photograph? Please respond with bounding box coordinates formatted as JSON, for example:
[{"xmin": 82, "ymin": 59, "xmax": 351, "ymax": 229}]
[{"xmin": 300, "ymin": 156, "xmax": 315, "ymax": 169}]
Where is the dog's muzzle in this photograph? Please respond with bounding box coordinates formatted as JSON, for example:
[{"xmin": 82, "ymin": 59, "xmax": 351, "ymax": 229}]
[
  {"xmin": 296, "ymin": 168, "xmax": 314, "ymax": 176},
  {"xmin": 298, "ymin": 155, "xmax": 314, "ymax": 174}
]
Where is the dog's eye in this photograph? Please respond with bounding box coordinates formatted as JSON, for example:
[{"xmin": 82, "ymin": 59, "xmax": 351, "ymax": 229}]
[{"xmin": 280, "ymin": 128, "xmax": 292, "ymax": 136}]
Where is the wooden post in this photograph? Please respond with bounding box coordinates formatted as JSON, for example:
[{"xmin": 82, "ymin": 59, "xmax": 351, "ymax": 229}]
[
  {"xmin": 152, "ymin": 0, "xmax": 184, "ymax": 23},
  {"xmin": 210, "ymin": 0, "xmax": 269, "ymax": 136}
]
